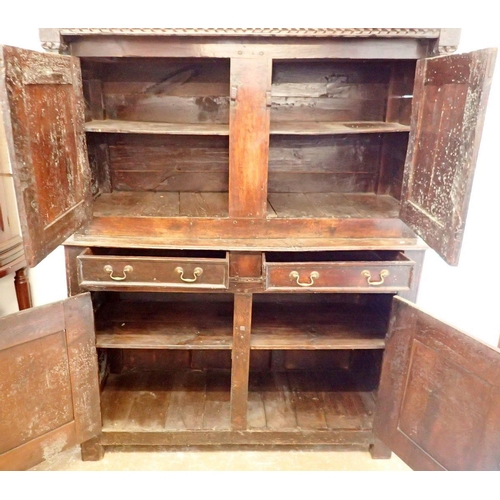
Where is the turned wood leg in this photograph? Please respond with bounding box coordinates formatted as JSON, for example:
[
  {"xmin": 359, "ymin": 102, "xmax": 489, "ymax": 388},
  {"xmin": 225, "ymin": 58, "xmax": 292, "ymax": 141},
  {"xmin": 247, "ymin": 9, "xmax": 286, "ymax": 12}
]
[
  {"xmin": 14, "ymin": 267, "xmax": 32, "ymax": 310},
  {"xmin": 370, "ymin": 438, "xmax": 392, "ymax": 460},
  {"xmin": 81, "ymin": 436, "xmax": 105, "ymax": 461}
]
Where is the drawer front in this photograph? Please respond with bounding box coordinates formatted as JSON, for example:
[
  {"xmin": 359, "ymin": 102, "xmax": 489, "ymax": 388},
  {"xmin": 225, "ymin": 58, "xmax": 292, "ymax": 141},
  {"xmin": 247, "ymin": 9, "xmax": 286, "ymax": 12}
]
[
  {"xmin": 265, "ymin": 258, "xmax": 414, "ymax": 292},
  {"xmin": 78, "ymin": 252, "xmax": 229, "ymax": 290}
]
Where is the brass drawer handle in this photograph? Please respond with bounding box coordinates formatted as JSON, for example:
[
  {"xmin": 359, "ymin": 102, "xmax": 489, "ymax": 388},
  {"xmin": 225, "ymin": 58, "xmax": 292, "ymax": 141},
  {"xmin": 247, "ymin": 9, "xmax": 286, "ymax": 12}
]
[
  {"xmin": 289, "ymin": 270, "xmax": 319, "ymax": 287},
  {"xmin": 175, "ymin": 266, "xmax": 203, "ymax": 283},
  {"xmin": 104, "ymin": 265, "xmax": 133, "ymax": 281},
  {"xmin": 362, "ymin": 269, "xmax": 389, "ymax": 286}
]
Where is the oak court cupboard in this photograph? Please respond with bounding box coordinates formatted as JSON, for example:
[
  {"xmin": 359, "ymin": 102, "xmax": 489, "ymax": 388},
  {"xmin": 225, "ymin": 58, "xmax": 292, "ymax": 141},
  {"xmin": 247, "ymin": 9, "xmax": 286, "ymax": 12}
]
[{"xmin": 1, "ymin": 28, "xmax": 499, "ymax": 471}]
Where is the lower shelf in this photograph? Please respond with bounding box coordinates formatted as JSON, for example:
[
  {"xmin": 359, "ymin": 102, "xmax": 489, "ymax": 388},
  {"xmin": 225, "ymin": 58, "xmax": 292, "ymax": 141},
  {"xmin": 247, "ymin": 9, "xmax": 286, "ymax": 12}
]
[
  {"xmin": 92, "ymin": 191, "xmax": 400, "ymax": 219},
  {"xmin": 101, "ymin": 369, "xmax": 232, "ymax": 432},
  {"xmin": 101, "ymin": 369, "xmax": 376, "ymax": 437}
]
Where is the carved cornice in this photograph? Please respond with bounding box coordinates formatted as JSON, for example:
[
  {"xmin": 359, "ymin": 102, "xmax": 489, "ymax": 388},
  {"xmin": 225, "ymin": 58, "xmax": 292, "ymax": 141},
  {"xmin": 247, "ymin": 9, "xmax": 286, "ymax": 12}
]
[
  {"xmin": 438, "ymin": 45, "xmax": 459, "ymax": 55},
  {"xmin": 52, "ymin": 27, "xmax": 442, "ymax": 38}
]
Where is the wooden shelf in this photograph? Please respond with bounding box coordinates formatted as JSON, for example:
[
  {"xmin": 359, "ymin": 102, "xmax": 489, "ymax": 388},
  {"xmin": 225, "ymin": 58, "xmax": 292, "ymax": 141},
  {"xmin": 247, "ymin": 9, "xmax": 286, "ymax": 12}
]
[
  {"xmin": 85, "ymin": 119, "xmax": 229, "ymax": 136},
  {"xmin": 247, "ymin": 371, "xmax": 376, "ymax": 431},
  {"xmin": 101, "ymin": 370, "xmax": 232, "ymax": 432},
  {"xmin": 270, "ymin": 121, "xmax": 410, "ymax": 135},
  {"xmin": 92, "ymin": 192, "xmax": 400, "ymax": 220},
  {"xmin": 95, "ymin": 300, "xmax": 233, "ymax": 350},
  {"xmin": 267, "ymin": 193, "xmax": 400, "ymax": 219},
  {"xmin": 251, "ymin": 301, "xmax": 388, "ymax": 350},
  {"xmin": 84, "ymin": 120, "xmax": 408, "ymax": 136},
  {"xmin": 100, "ymin": 369, "xmax": 375, "ymax": 433}
]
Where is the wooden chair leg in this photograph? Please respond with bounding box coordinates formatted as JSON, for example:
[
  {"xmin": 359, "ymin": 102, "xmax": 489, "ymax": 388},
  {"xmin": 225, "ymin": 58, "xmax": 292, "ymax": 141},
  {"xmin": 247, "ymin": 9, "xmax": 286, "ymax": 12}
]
[
  {"xmin": 370, "ymin": 438, "xmax": 392, "ymax": 459},
  {"xmin": 14, "ymin": 267, "xmax": 32, "ymax": 310}
]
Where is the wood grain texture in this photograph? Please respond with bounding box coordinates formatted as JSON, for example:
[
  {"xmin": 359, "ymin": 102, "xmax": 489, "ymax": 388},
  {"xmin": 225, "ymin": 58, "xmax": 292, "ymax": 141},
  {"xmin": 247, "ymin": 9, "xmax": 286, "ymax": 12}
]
[
  {"xmin": 0, "ymin": 294, "xmax": 100, "ymax": 470},
  {"xmin": 0, "ymin": 46, "xmax": 91, "ymax": 266},
  {"xmin": 68, "ymin": 38, "xmax": 429, "ymax": 61},
  {"xmin": 400, "ymin": 48, "xmax": 497, "ymax": 265},
  {"xmin": 374, "ymin": 297, "xmax": 500, "ymax": 470},
  {"xmin": 271, "ymin": 61, "xmax": 391, "ymax": 123},
  {"xmin": 95, "ymin": 298, "xmax": 234, "ymax": 349},
  {"xmin": 78, "ymin": 249, "xmax": 229, "ymax": 291},
  {"xmin": 229, "ymin": 57, "xmax": 272, "ymax": 217},
  {"xmin": 91, "ymin": 191, "xmax": 401, "ymax": 219},
  {"xmin": 250, "ymin": 299, "xmax": 389, "ymax": 349},
  {"xmin": 101, "ymin": 370, "xmax": 232, "ymax": 432},
  {"xmin": 99, "ymin": 368, "xmax": 375, "ymax": 438},
  {"xmin": 230, "ymin": 294, "xmax": 253, "ymax": 429}
]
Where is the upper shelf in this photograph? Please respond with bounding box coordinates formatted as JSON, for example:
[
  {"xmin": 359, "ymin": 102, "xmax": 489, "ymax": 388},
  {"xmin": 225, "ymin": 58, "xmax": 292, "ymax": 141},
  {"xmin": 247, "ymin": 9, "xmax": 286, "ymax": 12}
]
[
  {"xmin": 271, "ymin": 121, "xmax": 410, "ymax": 135},
  {"xmin": 85, "ymin": 120, "xmax": 410, "ymax": 136},
  {"xmin": 85, "ymin": 120, "xmax": 230, "ymax": 136}
]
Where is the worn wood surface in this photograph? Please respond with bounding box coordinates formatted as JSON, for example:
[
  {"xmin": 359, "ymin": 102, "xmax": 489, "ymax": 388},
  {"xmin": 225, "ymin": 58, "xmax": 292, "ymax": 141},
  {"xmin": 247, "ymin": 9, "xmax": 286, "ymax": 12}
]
[
  {"xmin": 101, "ymin": 370, "xmax": 232, "ymax": 432},
  {"xmin": 0, "ymin": 46, "xmax": 91, "ymax": 266},
  {"xmin": 87, "ymin": 58, "xmax": 230, "ymax": 124},
  {"xmin": 99, "ymin": 368, "xmax": 375, "ymax": 436},
  {"xmin": 250, "ymin": 299, "xmax": 388, "ymax": 349},
  {"xmin": 95, "ymin": 298, "xmax": 234, "ymax": 349},
  {"xmin": 374, "ymin": 297, "xmax": 500, "ymax": 470},
  {"xmin": 68, "ymin": 37, "xmax": 429, "ymax": 60},
  {"xmin": 91, "ymin": 191, "xmax": 400, "ymax": 219},
  {"xmin": 400, "ymin": 48, "xmax": 497, "ymax": 265},
  {"xmin": 271, "ymin": 61, "xmax": 391, "ymax": 123},
  {"xmin": 103, "ymin": 134, "xmax": 229, "ymax": 192},
  {"xmin": 265, "ymin": 257, "xmax": 412, "ymax": 292},
  {"xmin": 86, "ymin": 120, "xmax": 229, "ymax": 135},
  {"xmin": 229, "ymin": 57, "xmax": 271, "ymax": 217},
  {"xmin": 0, "ymin": 294, "xmax": 100, "ymax": 470},
  {"xmin": 230, "ymin": 294, "xmax": 253, "ymax": 429},
  {"xmin": 78, "ymin": 249, "xmax": 229, "ymax": 291}
]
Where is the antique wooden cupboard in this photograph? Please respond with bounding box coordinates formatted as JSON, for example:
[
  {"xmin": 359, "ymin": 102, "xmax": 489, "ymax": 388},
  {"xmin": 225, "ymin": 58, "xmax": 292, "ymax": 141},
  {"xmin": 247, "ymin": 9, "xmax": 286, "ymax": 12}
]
[{"xmin": 1, "ymin": 28, "xmax": 499, "ymax": 471}]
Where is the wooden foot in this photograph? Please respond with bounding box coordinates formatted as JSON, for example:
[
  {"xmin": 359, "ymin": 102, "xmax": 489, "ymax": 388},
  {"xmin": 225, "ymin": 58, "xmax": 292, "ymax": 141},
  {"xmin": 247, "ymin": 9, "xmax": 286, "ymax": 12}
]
[
  {"xmin": 369, "ymin": 438, "xmax": 392, "ymax": 460},
  {"xmin": 14, "ymin": 267, "xmax": 32, "ymax": 310},
  {"xmin": 81, "ymin": 436, "xmax": 105, "ymax": 461}
]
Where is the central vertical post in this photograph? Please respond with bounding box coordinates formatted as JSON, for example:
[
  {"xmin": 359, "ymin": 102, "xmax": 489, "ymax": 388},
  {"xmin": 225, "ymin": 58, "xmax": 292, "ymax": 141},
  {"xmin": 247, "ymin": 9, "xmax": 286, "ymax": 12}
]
[
  {"xmin": 229, "ymin": 55, "xmax": 272, "ymax": 218},
  {"xmin": 230, "ymin": 293, "xmax": 253, "ymax": 430}
]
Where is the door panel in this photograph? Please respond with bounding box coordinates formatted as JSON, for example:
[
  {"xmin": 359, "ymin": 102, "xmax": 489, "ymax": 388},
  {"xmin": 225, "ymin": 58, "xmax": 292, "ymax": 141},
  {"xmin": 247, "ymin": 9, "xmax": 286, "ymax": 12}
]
[
  {"xmin": 0, "ymin": 294, "xmax": 100, "ymax": 471},
  {"xmin": 0, "ymin": 46, "xmax": 91, "ymax": 267},
  {"xmin": 400, "ymin": 49, "xmax": 496, "ymax": 265},
  {"xmin": 374, "ymin": 296, "xmax": 500, "ymax": 471}
]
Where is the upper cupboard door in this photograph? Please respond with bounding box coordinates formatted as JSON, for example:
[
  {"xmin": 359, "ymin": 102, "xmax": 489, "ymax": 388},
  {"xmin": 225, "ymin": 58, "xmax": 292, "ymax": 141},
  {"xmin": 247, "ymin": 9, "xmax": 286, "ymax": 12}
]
[
  {"xmin": 400, "ymin": 48, "xmax": 496, "ymax": 266},
  {"xmin": 0, "ymin": 294, "xmax": 101, "ymax": 471},
  {"xmin": 374, "ymin": 297, "xmax": 500, "ymax": 471},
  {"xmin": 0, "ymin": 46, "xmax": 91, "ymax": 267}
]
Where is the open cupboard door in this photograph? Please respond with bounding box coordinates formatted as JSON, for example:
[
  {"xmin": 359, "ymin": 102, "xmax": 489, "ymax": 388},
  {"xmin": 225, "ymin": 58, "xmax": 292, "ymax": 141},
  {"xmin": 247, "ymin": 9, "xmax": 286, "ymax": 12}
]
[
  {"xmin": 400, "ymin": 48, "xmax": 496, "ymax": 265},
  {"xmin": 0, "ymin": 294, "xmax": 101, "ymax": 471},
  {"xmin": 0, "ymin": 46, "xmax": 91, "ymax": 267},
  {"xmin": 374, "ymin": 297, "xmax": 500, "ymax": 471}
]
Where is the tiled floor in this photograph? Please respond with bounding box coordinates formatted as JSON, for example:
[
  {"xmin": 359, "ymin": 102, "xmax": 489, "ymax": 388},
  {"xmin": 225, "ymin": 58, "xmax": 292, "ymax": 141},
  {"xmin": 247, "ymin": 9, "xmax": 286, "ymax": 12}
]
[{"xmin": 30, "ymin": 445, "xmax": 410, "ymax": 471}]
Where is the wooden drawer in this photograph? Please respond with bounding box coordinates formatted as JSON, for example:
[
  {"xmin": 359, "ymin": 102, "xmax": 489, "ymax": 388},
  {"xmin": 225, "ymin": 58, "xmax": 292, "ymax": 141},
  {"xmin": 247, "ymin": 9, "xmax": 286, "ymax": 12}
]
[
  {"xmin": 264, "ymin": 251, "xmax": 414, "ymax": 292},
  {"xmin": 77, "ymin": 249, "xmax": 229, "ymax": 291}
]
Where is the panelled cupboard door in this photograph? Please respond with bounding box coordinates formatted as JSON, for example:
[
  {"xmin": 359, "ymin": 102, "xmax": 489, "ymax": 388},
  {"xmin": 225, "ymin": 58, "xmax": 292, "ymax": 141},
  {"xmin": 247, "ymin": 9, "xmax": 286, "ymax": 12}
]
[
  {"xmin": 400, "ymin": 48, "xmax": 497, "ymax": 266},
  {"xmin": 0, "ymin": 45, "xmax": 92, "ymax": 267},
  {"xmin": 0, "ymin": 294, "xmax": 101, "ymax": 471},
  {"xmin": 374, "ymin": 296, "xmax": 500, "ymax": 471}
]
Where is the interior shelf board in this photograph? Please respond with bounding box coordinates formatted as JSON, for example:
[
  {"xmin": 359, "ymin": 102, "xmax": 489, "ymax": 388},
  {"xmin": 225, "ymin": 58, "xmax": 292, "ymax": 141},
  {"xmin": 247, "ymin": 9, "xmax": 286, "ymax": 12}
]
[
  {"xmin": 85, "ymin": 119, "xmax": 230, "ymax": 136},
  {"xmin": 100, "ymin": 369, "xmax": 376, "ymax": 433},
  {"xmin": 250, "ymin": 302, "xmax": 388, "ymax": 350},
  {"xmin": 95, "ymin": 301, "xmax": 233, "ymax": 350},
  {"xmin": 92, "ymin": 191, "xmax": 400, "ymax": 220},
  {"xmin": 270, "ymin": 121, "xmax": 410, "ymax": 135}
]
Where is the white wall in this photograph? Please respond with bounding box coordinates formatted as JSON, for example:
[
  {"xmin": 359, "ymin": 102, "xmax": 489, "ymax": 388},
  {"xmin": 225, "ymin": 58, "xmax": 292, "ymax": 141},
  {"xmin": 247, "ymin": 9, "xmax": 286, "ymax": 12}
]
[{"xmin": 0, "ymin": 25, "xmax": 499, "ymax": 347}]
